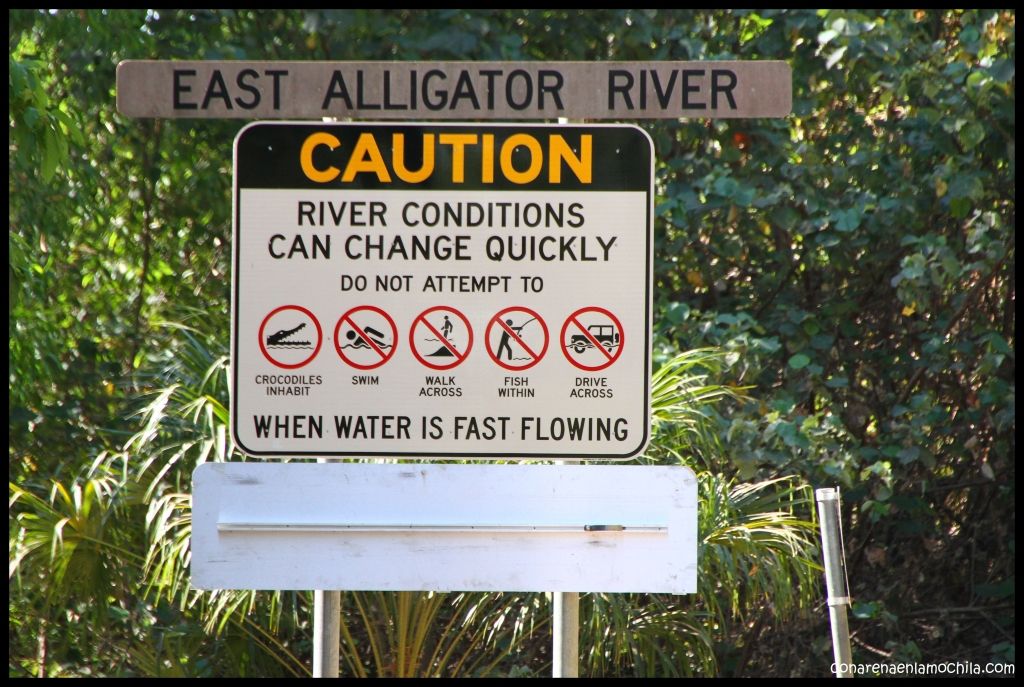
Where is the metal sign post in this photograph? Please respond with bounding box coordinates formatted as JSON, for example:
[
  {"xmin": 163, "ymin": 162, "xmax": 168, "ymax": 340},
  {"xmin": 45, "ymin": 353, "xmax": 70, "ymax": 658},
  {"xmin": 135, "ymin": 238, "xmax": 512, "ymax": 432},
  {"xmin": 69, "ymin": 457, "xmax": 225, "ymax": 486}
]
[
  {"xmin": 553, "ymin": 590, "xmax": 580, "ymax": 678},
  {"xmin": 313, "ymin": 456, "xmax": 341, "ymax": 678},
  {"xmin": 816, "ymin": 488, "xmax": 853, "ymax": 678},
  {"xmin": 553, "ymin": 456, "xmax": 581, "ymax": 678},
  {"xmin": 312, "ymin": 589, "xmax": 340, "ymax": 678}
]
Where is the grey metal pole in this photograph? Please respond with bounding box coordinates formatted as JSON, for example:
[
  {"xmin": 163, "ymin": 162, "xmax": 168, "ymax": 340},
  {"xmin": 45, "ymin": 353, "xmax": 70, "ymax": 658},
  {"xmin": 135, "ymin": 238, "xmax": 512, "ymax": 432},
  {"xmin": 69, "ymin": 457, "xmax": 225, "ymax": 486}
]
[
  {"xmin": 552, "ymin": 454, "xmax": 580, "ymax": 678},
  {"xmin": 816, "ymin": 488, "xmax": 853, "ymax": 678},
  {"xmin": 313, "ymin": 454, "xmax": 341, "ymax": 678},
  {"xmin": 553, "ymin": 591, "xmax": 580, "ymax": 678},
  {"xmin": 313, "ymin": 589, "xmax": 341, "ymax": 678}
]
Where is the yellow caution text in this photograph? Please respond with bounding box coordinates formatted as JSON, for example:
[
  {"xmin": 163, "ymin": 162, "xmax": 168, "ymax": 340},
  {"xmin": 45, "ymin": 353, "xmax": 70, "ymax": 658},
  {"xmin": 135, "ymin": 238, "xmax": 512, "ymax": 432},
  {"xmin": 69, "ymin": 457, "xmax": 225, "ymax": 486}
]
[{"xmin": 300, "ymin": 132, "xmax": 592, "ymax": 185}]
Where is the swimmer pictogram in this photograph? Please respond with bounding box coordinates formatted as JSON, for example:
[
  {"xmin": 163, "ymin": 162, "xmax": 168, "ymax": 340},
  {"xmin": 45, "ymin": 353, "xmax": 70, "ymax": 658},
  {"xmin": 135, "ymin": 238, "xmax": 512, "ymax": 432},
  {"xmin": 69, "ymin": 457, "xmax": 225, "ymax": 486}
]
[{"xmin": 334, "ymin": 306, "xmax": 398, "ymax": 370}]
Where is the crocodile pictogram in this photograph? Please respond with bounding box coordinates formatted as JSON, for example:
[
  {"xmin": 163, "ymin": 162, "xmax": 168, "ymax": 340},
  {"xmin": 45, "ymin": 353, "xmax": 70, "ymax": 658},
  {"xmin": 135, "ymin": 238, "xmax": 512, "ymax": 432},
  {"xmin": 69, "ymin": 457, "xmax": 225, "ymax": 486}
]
[{"xmin": 266, "ymin": 323, "xmax": 311, "ymax": 347}]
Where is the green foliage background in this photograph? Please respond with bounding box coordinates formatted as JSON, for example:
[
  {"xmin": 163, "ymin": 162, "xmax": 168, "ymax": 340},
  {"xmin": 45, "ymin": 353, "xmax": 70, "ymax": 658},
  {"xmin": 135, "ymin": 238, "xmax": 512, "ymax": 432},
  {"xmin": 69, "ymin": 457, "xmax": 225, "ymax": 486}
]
[{"xmin": 9, "ymin": 9, "xmax": 1014, "ymax": 676}]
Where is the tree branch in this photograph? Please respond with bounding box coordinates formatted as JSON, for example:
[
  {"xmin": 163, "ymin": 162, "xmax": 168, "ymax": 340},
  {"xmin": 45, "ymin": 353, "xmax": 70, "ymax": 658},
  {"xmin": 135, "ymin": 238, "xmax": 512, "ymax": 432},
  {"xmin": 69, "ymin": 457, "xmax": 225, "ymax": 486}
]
[{"xmin": 127, "ymin": 120, "xmax": 161, "ymax": 386}]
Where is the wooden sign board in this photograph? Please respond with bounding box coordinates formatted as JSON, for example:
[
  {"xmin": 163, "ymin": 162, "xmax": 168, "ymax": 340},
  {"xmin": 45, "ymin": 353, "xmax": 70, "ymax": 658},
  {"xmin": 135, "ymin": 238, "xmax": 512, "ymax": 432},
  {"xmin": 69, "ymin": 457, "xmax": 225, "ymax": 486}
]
[{"xmin": 117, "ymin": 60, "xmax": 792, "ymax": 120}]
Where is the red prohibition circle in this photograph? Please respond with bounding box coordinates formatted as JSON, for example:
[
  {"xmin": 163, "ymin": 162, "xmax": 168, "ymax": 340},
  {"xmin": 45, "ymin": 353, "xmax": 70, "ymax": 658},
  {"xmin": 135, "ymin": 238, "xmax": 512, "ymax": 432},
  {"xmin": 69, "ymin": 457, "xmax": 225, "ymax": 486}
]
[
  {"xmin": 333, "ymin": 305, "xmax": 399, "ymax": 370},
  {"xmin": 560, "ymin": 306, "xmax": 625, "ymax": 372},
  {"xmin": 485, "ymin": 306, "xmax": 549, "ymax": 371},
  {"xmin": 409, "ymin": 306, "xmax": 473, "ymax": 371},
  {"xmin": 258, "ymin": 304, "xmax": 323, "ymax": 369}
]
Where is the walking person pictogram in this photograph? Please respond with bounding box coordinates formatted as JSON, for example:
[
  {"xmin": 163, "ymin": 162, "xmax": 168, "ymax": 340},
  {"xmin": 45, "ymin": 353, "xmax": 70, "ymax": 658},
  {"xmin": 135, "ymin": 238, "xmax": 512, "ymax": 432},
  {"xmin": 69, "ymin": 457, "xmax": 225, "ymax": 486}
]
[{"xmin": 410, "ymin": 306, "xmax": 473, "ymax": 371}]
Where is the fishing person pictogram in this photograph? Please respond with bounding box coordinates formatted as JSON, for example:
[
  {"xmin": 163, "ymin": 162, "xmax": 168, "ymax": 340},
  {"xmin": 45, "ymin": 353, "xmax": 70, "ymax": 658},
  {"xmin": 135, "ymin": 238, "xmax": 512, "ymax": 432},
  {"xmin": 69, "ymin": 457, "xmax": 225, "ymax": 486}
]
[
  {"xmin": 495, "ymin": 319, "xmax": 524, "ymax": 360},
  {"xmin": 485, "ymin": 307, "xmax": 549, "ymax": 371}
]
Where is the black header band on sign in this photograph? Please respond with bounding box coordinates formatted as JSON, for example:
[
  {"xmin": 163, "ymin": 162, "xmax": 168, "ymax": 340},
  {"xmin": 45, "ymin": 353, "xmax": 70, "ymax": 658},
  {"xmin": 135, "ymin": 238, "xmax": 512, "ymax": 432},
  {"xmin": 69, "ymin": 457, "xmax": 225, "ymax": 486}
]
[{"xmin": 235, "ymin": 122, "xmax": 652, "ymax": 192}]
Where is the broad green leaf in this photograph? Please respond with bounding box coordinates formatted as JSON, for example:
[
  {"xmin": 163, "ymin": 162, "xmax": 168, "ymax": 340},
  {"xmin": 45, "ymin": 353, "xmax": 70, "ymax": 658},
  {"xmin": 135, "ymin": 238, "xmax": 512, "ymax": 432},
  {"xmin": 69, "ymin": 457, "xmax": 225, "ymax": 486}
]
[
  {"xmin": 959, "ymin": 122, "xmax": 985, "ymax": 151},
  {"xmin": 833, "ymin": 208, "xmax": 862, "ymax": 232},
  {"xmin": 788, "ymin": 353, "xmax": 811, "ymax": 370}
]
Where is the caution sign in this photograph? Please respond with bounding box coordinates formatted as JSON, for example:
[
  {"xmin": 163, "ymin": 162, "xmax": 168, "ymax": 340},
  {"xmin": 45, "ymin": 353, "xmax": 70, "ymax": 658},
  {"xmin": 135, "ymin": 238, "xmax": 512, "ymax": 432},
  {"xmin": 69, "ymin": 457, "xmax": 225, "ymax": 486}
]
[{"xmin": 231, "ymin": 122, "xmax": 652, "ymax": 458}]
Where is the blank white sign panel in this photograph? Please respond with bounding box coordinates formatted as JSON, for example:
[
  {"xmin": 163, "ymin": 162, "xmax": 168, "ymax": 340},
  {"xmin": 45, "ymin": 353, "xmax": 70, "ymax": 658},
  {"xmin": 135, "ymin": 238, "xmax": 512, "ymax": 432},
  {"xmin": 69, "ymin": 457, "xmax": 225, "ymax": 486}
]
[{"xmin": 192, "ymin": 463, "xmax": 696, "ymax": 593}]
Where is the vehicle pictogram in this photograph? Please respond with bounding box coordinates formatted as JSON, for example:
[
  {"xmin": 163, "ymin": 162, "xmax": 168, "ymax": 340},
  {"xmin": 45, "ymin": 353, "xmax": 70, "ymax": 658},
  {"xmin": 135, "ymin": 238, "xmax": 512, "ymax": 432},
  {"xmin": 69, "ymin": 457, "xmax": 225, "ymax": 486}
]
[
  {"xmin": 485, "ymin": 307, "xmax": 549, "ymax": 371},
  {"xmin": 258, "ymin": 305, "xmax": 323, "ymax": 369},
  {"xmin": 333, "ymin": 305, "xmax": 398, "ymax": 370},
  {"xmin": 560, "ymin": 307, "xmax": 624, "ymax": 371},
  {"xmin": 409, "ymin": 306, "xmax": 473, "ymax": 370}
]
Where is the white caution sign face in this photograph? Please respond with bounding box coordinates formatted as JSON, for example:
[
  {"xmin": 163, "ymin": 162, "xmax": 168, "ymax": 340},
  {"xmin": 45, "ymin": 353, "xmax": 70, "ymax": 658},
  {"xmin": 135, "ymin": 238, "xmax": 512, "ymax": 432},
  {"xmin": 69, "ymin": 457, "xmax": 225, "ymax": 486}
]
[{"xmin": 231, "ymin": 122, "xmax": 652, "ymax": 458}]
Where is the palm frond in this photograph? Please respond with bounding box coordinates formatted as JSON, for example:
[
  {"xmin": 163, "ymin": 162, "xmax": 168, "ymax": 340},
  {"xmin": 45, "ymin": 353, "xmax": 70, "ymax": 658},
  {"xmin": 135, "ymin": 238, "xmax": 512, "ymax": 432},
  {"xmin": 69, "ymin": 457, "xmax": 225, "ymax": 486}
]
[
  {"xmin": 9, "ymin": 475, "xmax": 138, "ymax": 604},
  {"xmin": 699, "ymin": 473, "xmax": 820, "ymax": 625},
  {"xmin": 580, "ymin": 592, "xmax": 717, "ymax": 677},
  {"xmin": 338, "ymin": 590, "xmax": 548, "ymax": 677},
  {"xmin": 648, "ymin": 348, "xmax": 751, "ymax": 468}
]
